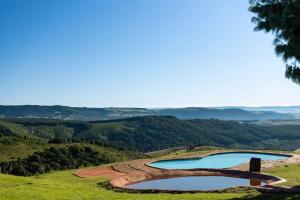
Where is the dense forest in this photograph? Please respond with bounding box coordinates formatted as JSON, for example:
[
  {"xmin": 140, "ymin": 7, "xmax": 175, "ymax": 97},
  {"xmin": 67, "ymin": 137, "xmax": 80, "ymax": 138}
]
[{"xmin": 1, "ymin": 116, "xmax": 300, "ymax": 153}]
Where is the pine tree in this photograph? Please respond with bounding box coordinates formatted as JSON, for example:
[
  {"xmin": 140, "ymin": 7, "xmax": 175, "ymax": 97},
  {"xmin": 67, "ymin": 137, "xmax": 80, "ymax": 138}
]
[{"xmin": 249, "ymin": 0, "xmax": 300, "ymax": 83}]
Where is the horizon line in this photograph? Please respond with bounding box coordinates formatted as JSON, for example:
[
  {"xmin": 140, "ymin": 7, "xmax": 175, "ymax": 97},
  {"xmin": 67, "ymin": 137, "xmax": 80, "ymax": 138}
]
[{"xmin": 1, "ymin": 104, "xmax": 300, "ymax": 109}]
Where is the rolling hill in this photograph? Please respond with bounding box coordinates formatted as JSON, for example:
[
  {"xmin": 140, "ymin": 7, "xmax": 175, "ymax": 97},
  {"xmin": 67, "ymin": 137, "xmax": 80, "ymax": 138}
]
[
  {"xmin": 1, "ymin": 116, "xmax": 300, "ymax": 153},
  {"xmin": 1, "ymin": 115, "xmax": 300, "ymax": 176},
  {"xmin": 0, "ymin": 119, "xmax": 142, "ymax": 163},
  {"xmin": 0, "ymin": 105, "xmax": 294, "ymax": 121}
]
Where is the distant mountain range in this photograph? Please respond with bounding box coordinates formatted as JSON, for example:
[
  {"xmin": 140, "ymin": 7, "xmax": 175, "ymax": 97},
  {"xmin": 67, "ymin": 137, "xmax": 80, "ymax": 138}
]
[
  {"xmin": 156, "ymin": 107, "xmax": 294, "ymax": 121},
  {"xmin": 0, "ymin": 105, "xmax": 295, "ymax": 121},
  {"xmin": 216, "ymin": 106, "xmax": 300, "ymax": 113}
]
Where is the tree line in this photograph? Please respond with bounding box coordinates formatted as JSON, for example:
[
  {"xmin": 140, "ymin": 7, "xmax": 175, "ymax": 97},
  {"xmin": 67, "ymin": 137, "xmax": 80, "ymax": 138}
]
[{"xmin": 0, "ymin": 145, "xmax": 115, "ymax": 176}]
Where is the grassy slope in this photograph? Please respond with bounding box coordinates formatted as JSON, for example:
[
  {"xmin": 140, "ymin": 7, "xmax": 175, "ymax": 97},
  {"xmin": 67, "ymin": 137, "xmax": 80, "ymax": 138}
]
[
  {"xmin": 1, "ymin": 165, "xmax": 300, "ymax": 200},
  {"xmin": 0, "ymin": 143, "xmax": 44, "ymax": 161},
  {"xmin": 0, "ymin": 140, "xmax": 137, "ymax": 162},
  {"xmin": 1, "ymin": 119, "xmax": 299, "ymax": 199},
  {"xmin": 265, "ymin": 164, "xmax": 300, "ymax": 187},
  {"xmin": 0, "ymin": 119, "xmax": 140, "ymax": 162},
  {"xmin": 0, "ymin": 120, "xmax": 46, "ymax": 161},
  {"xmin": 0, "ymin": 142, "xmax": 139, "ymax": 163},
  {"xmin": 0, "ymin": 148, "xmax": 299, "ymax": 200},
  {"xmin": 0, "ymin": 171, "xmax": 248, "ymax": 200}
]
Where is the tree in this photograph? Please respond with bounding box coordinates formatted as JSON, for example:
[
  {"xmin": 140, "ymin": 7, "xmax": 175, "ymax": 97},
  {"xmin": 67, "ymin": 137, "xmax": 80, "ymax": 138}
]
[
  {"xmin": 28, "ymin": 162, "xmax": 43, "ymax": 174},
  {"xmin": 11, "ymin": 162, "xmax": 26, "ymax": 176},
  {"xmin": 249, "ymin": 0, "xmax": 300, "ymax": 84}
]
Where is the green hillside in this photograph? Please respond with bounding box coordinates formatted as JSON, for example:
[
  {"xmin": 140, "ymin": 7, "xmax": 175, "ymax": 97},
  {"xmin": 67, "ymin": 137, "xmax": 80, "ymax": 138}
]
[
  {"xmin": 78, "ymin": 116, "xmax": 300, "ymax": 151},
  {"xmin": 0, "ymin": 159, "xmax": 299, "ymax": 200},
  {"xmin": 0, "ymin": 119, "xmax": 143, "ymax": 176},
  {"xmin": 2, "ymin": 116, "xmax": 300, "ymax": 154},
  {"xmin": 1, "ymin": 115, "xmax": 300, "ymax": 176},
  {"xmin": 1, "ymin": 116, "xmax": 300, "ymax": 199}
]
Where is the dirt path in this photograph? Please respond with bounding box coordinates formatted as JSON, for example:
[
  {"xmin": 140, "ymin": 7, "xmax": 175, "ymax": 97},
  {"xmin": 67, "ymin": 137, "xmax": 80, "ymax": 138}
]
[{"xmin": 74, "ymin": 166, "xmax": 125, "ymax": 179}]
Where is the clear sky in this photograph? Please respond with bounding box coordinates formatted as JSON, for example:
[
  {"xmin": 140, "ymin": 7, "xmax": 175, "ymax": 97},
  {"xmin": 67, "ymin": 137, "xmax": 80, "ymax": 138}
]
[{"xmin": 1, "ymin": 0, "xmax": 300, "ymax": 107}]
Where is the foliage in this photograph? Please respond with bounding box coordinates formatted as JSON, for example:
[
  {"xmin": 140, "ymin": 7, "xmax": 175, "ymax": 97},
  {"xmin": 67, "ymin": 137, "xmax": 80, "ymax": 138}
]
[
  {"xmin": 249, "ymin": 0, "xmax": 300, "ymax": 84},
  {"xmin": 0, "ymin": 145, "xmax": 128, "ymax": 176},
  {"xmin": 1, "ymin": 116, "xmax": 300, "ymax": 155},
  {"xmin": 89, "ymin": 116, "xmax": 300, "ymax": 152},
  {"xmin": 0, "ymin": 116, "xmax": 299, "ymax": 178}
]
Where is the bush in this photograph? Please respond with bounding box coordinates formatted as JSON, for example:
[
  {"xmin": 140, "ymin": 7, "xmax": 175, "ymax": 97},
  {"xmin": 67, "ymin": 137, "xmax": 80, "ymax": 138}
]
[{"xmin": 0, "ymin": 145, "xmax": 119, "ymax": 176}]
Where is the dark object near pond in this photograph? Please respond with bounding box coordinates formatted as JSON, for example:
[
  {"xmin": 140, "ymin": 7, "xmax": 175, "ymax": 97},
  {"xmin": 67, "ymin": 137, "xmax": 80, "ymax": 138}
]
[
  {"xmin": 249, "ymin": 157, "xmax": 261, "ymax": 173},
  {"xmin": 125, "ymin": 176, "xmax": 265, "ymax": 191}
]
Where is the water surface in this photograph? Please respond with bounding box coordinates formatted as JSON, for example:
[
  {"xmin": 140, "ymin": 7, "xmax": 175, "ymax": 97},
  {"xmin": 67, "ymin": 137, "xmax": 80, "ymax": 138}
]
[
  {"xmin": 126, "ymin": 176, "xmax": 265, "ymax": 191},
  {"xmin": 149, "ymin": 152, "xmax": 289, "ymax": 169}
]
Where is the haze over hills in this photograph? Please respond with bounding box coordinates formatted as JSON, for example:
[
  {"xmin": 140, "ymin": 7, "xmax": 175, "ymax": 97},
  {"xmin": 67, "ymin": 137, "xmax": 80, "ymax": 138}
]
[
  {"xmin": 156, "ymin": 107, "xmax": 294, "ymax": 121},
  {"xmin": 216, "ymin": 106, "xmax": 300, "ymax": 114},
  {"xmin": 0, "ymin": 105, "xmax": 295, "ymax": 121}
]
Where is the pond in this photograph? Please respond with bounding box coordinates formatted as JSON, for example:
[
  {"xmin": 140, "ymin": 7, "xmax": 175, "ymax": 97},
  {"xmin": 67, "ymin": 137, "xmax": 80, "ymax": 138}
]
[
  {"xmin": 149, "ymin": 152, "xmax": 290, "ymax": 169},
  {"xmin": 125, "ymin": 176, "xmax": 265, "ymax": 191}
]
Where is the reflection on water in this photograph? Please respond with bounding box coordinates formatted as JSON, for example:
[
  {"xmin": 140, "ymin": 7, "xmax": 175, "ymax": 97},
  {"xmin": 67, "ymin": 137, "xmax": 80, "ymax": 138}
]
[
  {"xmin": 250, "ymin": 178, "xmax": 262, "ymax": 186},
  {"xmin": 126, "ymin": 176, "xmax": 265, "ymax": 191}
]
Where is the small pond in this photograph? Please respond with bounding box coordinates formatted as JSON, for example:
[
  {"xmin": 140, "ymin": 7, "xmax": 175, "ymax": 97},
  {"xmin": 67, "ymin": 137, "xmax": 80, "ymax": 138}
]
[
  {"xmin": 149, "ymin": 152, "xmax": 290, "ymax": 169},
  {"xmin": 125, "ymin": 176, "xmax": 265, "ymax": 191}
]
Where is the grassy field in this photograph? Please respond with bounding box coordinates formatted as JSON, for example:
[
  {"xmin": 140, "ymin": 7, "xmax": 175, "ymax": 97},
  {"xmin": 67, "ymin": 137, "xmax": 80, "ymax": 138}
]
[
  {"xmin": 0, "ymin": 142, "xmax": 137, "ymax": 163},
  {"xmin": 0, "ymin": 143, "xmax": 44, "ymax": 161},
  {"xmin": 0, "ymin": 163, "xmax": 300, "ymax": 200},
  {"xmin": 1, "ymin": 148, "xmax": 299, "ymax": 200},
  {"xmin": 265, "ymin": 164, "xmax": 300, "ymax": 187},
  {"xmin": 0, "ymin": 171, "xmax": 253, "ymax": 200}
]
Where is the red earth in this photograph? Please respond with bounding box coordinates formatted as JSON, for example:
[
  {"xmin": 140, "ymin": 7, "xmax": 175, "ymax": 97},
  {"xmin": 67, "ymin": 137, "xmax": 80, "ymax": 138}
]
[{"xmin": 74, "ymin": 166, "xmax": 125, "ymax": 179}]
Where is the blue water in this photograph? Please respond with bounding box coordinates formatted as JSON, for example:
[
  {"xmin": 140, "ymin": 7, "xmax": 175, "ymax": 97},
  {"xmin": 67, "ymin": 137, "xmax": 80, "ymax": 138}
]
[
  {"xmin": 149, "ymin": 152, "xmax": 289, "ymax": 169},
  {"xmin": 126, "ymin": 176, "xmax": 265, "ymax": 191}
]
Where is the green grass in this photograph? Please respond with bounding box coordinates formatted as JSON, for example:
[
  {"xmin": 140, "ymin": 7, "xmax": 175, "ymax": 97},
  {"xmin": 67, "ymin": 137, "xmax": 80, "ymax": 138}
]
[
  {"xmin": 0, "ymin": 171, "xmax": 253, "ymax": 200},
  {"xmin": 0, "ymin": 120, "xmax": 29, "ymax": 136},
  {"xmin": 294, "ymin": 149, "xmax": 300, "ymax": 154},
  {"xmin": 0, "ymin": 147, "xmax": 299, "ymax": 200},
  {"xmin": 0, "ymin": 143, "xmax": 44, "ymax": 161},
  {"xmin": 0, "ymin": 142, "xmax": 138, "ymax": 162},
  {"xmin": 264, "ymin": 164, "xmax": 300, "ymax": 187},
  {"xmin": 1, "ymin": 164, "xmax": 300, "ymax": 200}
]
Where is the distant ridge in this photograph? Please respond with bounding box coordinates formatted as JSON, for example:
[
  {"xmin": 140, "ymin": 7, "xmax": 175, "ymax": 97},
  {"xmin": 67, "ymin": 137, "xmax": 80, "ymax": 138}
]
[
  {"xmin": 215, "ymin": 106, "xmax": 300, "ymax": 113},
  {"xmin": 0, "ymin": 105, "xmax": 294, "ymax": 121},
  {"xmin": 157, "ymin": 107, "xmax": 293, "ymax": 120}
]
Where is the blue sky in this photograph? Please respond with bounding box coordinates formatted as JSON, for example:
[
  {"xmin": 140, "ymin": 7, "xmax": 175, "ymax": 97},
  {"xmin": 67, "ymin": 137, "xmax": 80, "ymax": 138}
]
[{"xmin": 1, "ymin": 0, "xmax": 300, "ymax": 107}]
